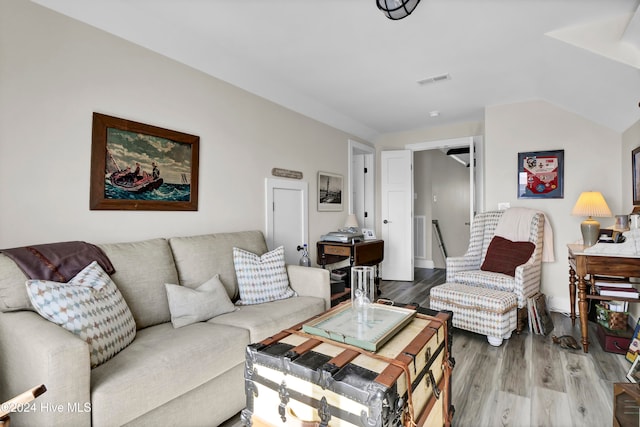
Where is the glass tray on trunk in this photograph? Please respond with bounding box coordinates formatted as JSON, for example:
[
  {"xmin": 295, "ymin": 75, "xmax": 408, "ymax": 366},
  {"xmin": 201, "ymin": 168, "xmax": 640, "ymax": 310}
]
[{"xmin": 302, "ymin": 302, "xmax": 416, "ymax": 352}]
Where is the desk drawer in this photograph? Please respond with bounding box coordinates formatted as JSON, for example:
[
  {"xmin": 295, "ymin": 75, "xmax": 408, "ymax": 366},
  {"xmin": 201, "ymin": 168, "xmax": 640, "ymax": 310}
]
[{"xmin": 324, "ymin": 246, "xmax": 351, "ymax": 257}]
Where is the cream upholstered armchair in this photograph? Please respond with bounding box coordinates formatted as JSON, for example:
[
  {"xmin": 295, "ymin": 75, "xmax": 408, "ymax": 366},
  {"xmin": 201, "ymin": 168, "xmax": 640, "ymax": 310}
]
[
  {"xmin": 447, "ymin": 210, "xmax": 545, "ymax": 308},
  {"xmin": 430, "ymin": 209, "xmax": 545, "ymax": 346}
]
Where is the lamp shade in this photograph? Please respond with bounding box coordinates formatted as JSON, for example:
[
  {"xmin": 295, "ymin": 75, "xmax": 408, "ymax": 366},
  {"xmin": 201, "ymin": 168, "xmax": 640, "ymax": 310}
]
[
  {"xmin": 571, "ymin": 191, "xmax": 613, "ymax": 218},
  {"xmin": 344, "ymin": 214, "xmax": 359, "ymax": 229},
  {"xmin": 377, "ymin": 0, "xmax": 421, "ymax": 20},
  {"xmin": 571, "ymin": 191, "xmax": 612, "ymax": 247}
]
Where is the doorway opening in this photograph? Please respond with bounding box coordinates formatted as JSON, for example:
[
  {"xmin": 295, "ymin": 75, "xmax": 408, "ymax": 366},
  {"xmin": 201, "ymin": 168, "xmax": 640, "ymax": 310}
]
[{"xmin": 407, "ymin": 136, "xmax": 484, "ymax": 270}]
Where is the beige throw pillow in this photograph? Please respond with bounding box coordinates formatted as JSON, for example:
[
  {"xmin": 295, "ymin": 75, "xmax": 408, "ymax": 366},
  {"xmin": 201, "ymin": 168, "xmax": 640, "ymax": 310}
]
[{"xmin": 165, "ymin": 274, "xmax": 236, "ymax": 328}]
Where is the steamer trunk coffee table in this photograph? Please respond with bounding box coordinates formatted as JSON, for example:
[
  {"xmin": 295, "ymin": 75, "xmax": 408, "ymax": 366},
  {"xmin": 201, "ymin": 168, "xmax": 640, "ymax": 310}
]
[{"xmin": 241, "ymin": 302, "xmax": 454, "ymax": 427}]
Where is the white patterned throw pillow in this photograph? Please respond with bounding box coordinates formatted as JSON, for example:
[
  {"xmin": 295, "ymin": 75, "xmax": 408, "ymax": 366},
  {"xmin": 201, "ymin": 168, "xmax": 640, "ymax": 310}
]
[
  {"xmin": 165, "ymin": 274, "xmax": 237, "ymax": 328},
  {"xmin": 233, "ymin": 246, "xmax": 296, "ymax": 305},
  {"xmin": 25, "ymin": 261, "xmax": 136, "ymax": 368}
]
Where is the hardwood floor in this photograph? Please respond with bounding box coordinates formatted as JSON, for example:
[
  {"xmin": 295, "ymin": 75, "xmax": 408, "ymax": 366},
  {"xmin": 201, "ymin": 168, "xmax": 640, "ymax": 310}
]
[
  {"xmin": 448, "ymin": 311, "xmax": 628, "ymax": 427},
  {"xmin": 377, "ymin": 267, "xmax": 446, "ymax": 308},
  {"xmin": 222, "ymin": 268, "xmax": 631, "ymax": 427},
  {"xmin": 379, "ymin": 269, "xmax": 630, "ymax": 427}
]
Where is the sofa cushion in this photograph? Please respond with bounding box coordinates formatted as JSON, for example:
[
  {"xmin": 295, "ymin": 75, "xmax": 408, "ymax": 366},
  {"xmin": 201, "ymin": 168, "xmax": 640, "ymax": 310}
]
[
  {"xmin": 169, "ymin": 231, "xmax": 268, "ymax": 300},
  {"xmin": 98, "ymin": 238, "xmax": 178, "ymax": 329},
  {"xmin": 450, "ymin": 269, "xmax": 516, "ymax": 293},
  {"xmin": 25, "ymin": 261, "xmax": 136, "ymax": 368},
  {"xmin": 233, "ymin": 246, "xmax": 296, "ymax": 305},
  {"xmin": 90, "ymin": 322, "xmax": 249, "ymax": 427},
  {"xmin": 481, "ymin": 236, "xmax": 534, "ymax": 277},
  {"xmin": 165, "ymin": 274, "xmax": 236, "ymax": 328},
  {"xmin": 0, "ymin": 253, "xmax": 32, "ymax": 312},
  {"xmin": 209, "ymin": 295, "xmax": 325, "ymax": 342}
]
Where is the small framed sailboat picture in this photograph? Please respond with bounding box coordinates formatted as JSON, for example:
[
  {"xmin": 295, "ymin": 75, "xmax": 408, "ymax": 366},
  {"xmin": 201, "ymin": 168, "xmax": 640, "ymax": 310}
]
[
  {"xmin": 318, "ymin": 171, "xmax": 343, "ymax": 212},
  {"xmin": 90, "ymin": 113, "xmax": 199, "ymax": 211}
]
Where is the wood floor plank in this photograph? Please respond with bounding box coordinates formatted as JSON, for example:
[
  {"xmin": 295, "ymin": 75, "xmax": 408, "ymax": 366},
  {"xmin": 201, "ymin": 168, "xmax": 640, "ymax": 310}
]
[
  {"xmin": 531, "ymin": 331, "xmax": 566, "ymax": 393},
  {"xmin": 451, "ymin": 352, "xmax": 499, "ymax": 427},
  {"xmin": 561, "ymin": 350, "xmax": 614, "ymax": 427},
  {"xmin": 530, "ymin": 386, "xmax": 572, "ymax": 427},
  {"xmin": 499, "ymin": 331, "xmax": 531, "ymax": 397},
  {"xmin": 482, "ymin": 390, "xmax": 532, "ymax": 427}
]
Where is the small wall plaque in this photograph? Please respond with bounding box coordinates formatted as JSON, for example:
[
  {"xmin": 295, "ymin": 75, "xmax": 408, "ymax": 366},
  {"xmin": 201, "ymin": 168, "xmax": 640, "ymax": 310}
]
[{"xmin": 272, "ymin": 168, "xmax": 303, "ymax": 180}]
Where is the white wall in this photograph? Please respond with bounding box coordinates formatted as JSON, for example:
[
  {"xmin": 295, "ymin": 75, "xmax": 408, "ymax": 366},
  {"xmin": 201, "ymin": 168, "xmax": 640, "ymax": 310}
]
[
  {"xmin": 376, "ymin": 100, "xmax": 630, "ymax": 313},
  {"xmin": 374, "ymin": 121, "xmax": 483, "ymax": 236},
  {"xmin": 485, "ymin": 100, "xmax": 623, "ymax": 312},
  {"xmin": 0, "ymin": 0, "xmax": 362, "ymax": 265},
  {"xmin": 622, "ymin": 119, "xmax": 640, "ymax": 318},
  {"xmin": 622, "ymin": 120, "xmax": 640, "ymax": 212}
]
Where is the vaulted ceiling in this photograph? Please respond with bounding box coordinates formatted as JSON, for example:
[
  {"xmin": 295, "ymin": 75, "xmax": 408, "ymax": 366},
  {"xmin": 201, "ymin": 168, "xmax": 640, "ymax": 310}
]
[{"xmin": 33, "ymin": 0, "xmax": 640, "ymax": 141}]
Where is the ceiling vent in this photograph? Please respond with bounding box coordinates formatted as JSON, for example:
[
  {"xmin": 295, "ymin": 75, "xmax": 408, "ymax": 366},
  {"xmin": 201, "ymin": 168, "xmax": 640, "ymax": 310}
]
[{"xmin": 417, "ymin": 73, "xmax": 451, "ymax": 85}]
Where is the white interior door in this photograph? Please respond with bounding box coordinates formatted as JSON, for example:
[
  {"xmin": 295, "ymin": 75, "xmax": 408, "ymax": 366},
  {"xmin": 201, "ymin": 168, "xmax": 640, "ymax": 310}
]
[
  {"xmin": 381, "ymin": 150, "xmax": 413, "ymax": 281},
  {"xmin": 265, "ymin": 179, "xmax": 308, "ymax": 265}
]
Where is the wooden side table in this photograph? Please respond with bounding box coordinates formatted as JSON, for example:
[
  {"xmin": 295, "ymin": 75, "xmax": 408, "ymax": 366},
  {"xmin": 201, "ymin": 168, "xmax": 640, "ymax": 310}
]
[
  {"xmin": 316, "ymin": 239, "xmax": 384, "ymax": 297},
  {"xmin": 567, "ymin": 244, "xmax": 640, "ymax": 353}
]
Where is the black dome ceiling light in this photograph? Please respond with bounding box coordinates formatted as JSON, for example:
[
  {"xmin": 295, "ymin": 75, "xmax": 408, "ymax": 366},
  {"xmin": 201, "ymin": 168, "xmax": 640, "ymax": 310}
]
[{"xmin": 377, "ymin": 0, "xmax": 422, "ymax": 20}]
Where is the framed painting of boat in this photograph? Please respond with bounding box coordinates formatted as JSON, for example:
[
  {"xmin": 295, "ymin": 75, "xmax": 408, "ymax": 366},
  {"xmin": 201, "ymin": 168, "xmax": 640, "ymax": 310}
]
[{"xmin": 90, "ymin": 113, "xmax": 199, "ymax": 211}]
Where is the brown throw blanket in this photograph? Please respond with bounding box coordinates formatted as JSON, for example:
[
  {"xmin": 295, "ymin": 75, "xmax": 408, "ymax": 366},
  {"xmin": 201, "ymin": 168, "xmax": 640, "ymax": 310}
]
[{"xmin": 2, "ymin": 241, "xmax": 115, "ymax": 282}]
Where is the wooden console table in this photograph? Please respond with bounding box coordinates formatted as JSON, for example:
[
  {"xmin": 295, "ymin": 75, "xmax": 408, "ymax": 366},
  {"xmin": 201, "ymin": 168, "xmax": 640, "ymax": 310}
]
[
  {"xmin": 317, "ymin": 239, "xmax": 384, "ymax": 293},
  {"xmin": 567, "ymin": 244, "xmax": 640, "ymax": 353}
]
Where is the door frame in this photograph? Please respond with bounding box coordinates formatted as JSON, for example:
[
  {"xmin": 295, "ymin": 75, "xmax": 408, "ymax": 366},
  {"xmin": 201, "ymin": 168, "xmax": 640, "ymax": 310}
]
[
  {"xmin": 348, "ymin": 139, "xmax": 375, "ymax": 229},
  {"xmin": 265, "ymin": 178, "xmax": 309, "ymax": 251}
]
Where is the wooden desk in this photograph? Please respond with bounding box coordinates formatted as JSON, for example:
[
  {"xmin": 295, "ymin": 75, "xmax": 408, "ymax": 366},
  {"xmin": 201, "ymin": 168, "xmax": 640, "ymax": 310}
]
[
  {"xmin": 317, "ymin": 239, "xmax": 384, "ymax": 290},
  {"xmin": 567, "ymin": 244, "xmax": 640, "ymax": 353}
]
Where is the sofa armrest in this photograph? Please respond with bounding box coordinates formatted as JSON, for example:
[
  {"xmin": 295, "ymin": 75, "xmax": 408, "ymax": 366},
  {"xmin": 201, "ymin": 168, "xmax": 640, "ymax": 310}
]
[
  {"xmin": 445, "ymin": 255, "xmax": 480, "ymax": 282},
  {"xmin": 0, "ymin": 311, "xmax": 91, "ymax": 426},
  {"xmin": 287, "ymin": 265, "xmax": 331, "ymax": 310}
]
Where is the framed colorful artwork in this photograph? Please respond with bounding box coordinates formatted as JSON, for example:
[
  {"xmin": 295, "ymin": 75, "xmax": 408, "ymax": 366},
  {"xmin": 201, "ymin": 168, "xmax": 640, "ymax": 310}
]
[
  {"xmin": 632, "ymin": 146, "xmax": 640, "ymax": 206},
  {"xmin": 90, "ymin": 113, "xmax": 199, "ymax": 210},
  {"xmin": 517, "ymin": 150, "xmax": 564, "ymax": 199}
]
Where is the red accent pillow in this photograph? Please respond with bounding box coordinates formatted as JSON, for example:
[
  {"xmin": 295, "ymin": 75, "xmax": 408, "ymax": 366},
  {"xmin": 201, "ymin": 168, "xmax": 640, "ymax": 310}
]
[{"xmin": 480, "ymin": 236, "xmax": 535, "ymax": 277}]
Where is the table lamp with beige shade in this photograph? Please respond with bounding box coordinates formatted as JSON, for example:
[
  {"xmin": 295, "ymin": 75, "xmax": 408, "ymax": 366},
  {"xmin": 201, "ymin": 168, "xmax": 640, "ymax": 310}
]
[
  {"xmin": 571, "ymin": 191, "xmax": 613, "ymax": 246},
  {"xmin": 344, "ymin": 213, "xmax": 359, "ymax": 230}
]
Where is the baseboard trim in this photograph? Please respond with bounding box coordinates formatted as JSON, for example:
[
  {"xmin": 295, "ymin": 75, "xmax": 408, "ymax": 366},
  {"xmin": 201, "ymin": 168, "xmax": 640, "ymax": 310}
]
[
  {"xmin": 415, "ymin": 259, "xmax": 435, "ymax": 269},
  {"xmin": 548, "ymin": 295, "xmax": 572, "ymax": 315}
]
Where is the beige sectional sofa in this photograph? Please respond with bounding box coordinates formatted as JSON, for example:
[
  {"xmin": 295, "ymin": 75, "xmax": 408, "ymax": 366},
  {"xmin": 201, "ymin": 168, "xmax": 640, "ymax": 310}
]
[{"xmin": 0, "ymin": 231, "xmax": 330, "ymax": 427}]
